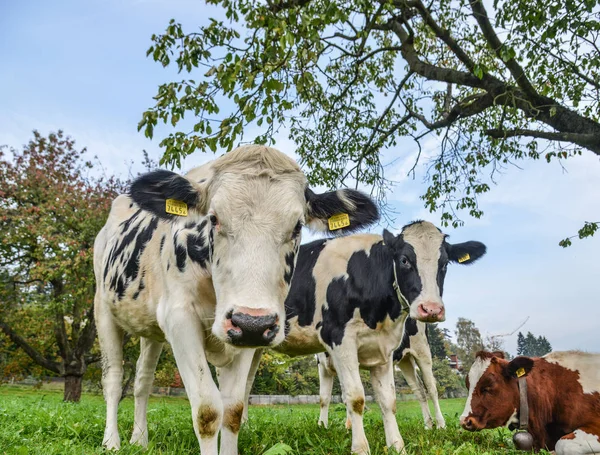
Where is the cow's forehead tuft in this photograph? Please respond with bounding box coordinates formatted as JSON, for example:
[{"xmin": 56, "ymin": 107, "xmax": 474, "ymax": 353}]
[{"xmin": 401, "ymin": 221, "xmax": 445, "ymax": 251}]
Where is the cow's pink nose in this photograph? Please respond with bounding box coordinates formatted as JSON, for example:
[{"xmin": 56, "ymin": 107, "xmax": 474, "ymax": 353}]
[{"xmin": 417, "ymin": 303, "xmax": 445, "ymax": 322}]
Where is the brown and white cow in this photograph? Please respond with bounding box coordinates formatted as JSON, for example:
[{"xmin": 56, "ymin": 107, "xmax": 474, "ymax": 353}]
[
  {"xmin": 461, "ymin": 351, "xmax": 600, "ymax": 454},
  {"xmin": 242, "ymin": 221, "xmax": 486, "ymax": 454},
  {"xmin": 93, "ymin": 145, "xmax": 379, "ymax": 454}
]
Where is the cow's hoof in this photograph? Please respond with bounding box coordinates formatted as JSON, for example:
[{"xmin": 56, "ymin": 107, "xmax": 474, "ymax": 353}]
[
  {"xmin": 130, "ymin": 432, "xmax": 148, "ymax": 448},
  {"xmin": 102, "ymin": 437, "xmax": 121, "ymax": 451}
]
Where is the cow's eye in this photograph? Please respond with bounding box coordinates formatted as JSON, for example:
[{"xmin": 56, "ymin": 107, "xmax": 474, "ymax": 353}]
[
  {"xmin": 209, "ymin": 214, "xmax": 218, "ymax": 227},
  {"xmin": 399, "ymin": 256, "xmax": 411, "ymax": 268},
  {"xmin": 291, "ymin": 220, "xmax": 303, "ymax": 240}
]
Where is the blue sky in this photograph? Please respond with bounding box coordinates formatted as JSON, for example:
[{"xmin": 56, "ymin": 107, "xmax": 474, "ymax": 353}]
[{"xmin": 2, "ymin": 0, "xmax": 599, "ymax": 355}]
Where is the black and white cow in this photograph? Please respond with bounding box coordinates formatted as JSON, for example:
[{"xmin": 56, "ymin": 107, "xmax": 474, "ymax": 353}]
[
  {"xmin": 93, "ymin": 145, "xmax": 379, "ymax": 455},
  {"xmin": 243, "ymin": 221, "xmax": 486, "ymax": 454},
  {"xmin": 316, "ymin": 316, "xmax": 446, "ymax": 433}
]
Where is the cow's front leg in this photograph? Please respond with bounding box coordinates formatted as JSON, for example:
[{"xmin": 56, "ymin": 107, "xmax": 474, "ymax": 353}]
[
  {"xmin": 318, "ymin": 354, "xmax": 335, "ymax": 428},
  {"xmin": 370, "ymin": 361, "xmax": 405, "ymax": 454},
  {"xmin": 555, "ymin": 426, "xmax": 600, "ymax": 455},
  {"xmin": 130, "ymin": 337, "xmax": 164, "ymax": 447},
  {"xmin": 331, "ymin": 349, "xmax": 370, "ymax": 455},
  {"xmin": 160, "ymin": 304, "xmax": 222, "ymax": 455},
  {"xmin": 217, "ymin": 349, "xmax": 257, "ymax": 455}
]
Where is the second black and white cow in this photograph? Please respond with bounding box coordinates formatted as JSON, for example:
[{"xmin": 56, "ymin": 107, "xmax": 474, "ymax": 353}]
[
  {"xmin": 317, "ymin": 316, "xmax": 446, "ymax": 433},
  {"xmin": 244, "ymin": 221, "xmax": 486, "ymax": 454}
]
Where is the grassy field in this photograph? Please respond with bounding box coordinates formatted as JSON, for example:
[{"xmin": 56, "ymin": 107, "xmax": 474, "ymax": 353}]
[{"xmin": 0, "ymin": 386, "xmax": 543, "ymax": 455}]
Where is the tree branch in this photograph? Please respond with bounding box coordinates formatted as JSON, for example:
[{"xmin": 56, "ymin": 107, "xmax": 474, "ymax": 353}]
[
  {"xmin": 469, "ymin": 0, "xmax": 538, "ymax": 98},
  {"xmin": 485, "ymin": 128, "xmax": 600, "ymax": 149},
  {"xmin": 409, "ymin": 92, "xmax": 495, "ymax": 130},
  {"xmin": 0, "ymin": 320, "xmax": 62, "ymax": 374}
]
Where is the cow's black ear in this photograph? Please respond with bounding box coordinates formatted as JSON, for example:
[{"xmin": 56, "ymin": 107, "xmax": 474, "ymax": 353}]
[
  {"xmin": 305, "ymin": 187, "xmax": 379, "ymax": 236},
  {"xmin": 447, "ymin": 241, "xmax": 487, "ymax": 264},
  {"xmin": 382, "ymin": 229, "xmax": 401, "ymax": 251},
  {"xmin": 130, "ymin": 170, "xmax": 205, "ymax": 219},
  {"xmin": 506, "ymin": 356, "xmax": 534, "ymax": 378}
]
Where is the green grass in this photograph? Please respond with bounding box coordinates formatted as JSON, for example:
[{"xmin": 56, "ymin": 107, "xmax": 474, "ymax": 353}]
[{"xmin": 0, "ymin": 386, "xmax": 538, "ymax": 454}]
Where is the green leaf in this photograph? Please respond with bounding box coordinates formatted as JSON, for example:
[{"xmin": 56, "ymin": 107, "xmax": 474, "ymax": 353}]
[{"xmin": 263, "ymin": 443, "xmax": 294, "ymax": 455}]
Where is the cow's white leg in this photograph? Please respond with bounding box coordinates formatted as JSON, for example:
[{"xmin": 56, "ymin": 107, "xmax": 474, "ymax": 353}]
[
  {"xmin": 241, "ymin": 348, "xmax": 263, "ymax": 424},
  {"xmin": 160, "ymin": 305, "xmax": 222, "ymax": 455},
  {"xmin": 318, "ymin": 355, "xmax": 335, "ymax": 428},
  {"xmin": 370, "ymin": 361, "xmax": 405, "ymax": 453},
  {"xmin": 332, "ymin": 349, "xmax": 370, "ymax": 455},
  {"xmin": 398, "ymin": 357, "xmax": 433, "ymax": 429},
  {"xmin": 95, "ymin": 300, "xmax": 124, "ymax": 450},
  {"xmin": 130, "ymin": 337, "xmax": 164, "ymax": 447},
  {"xmin": 414, "ymin": 355, "xmax": 445, "ymax": 429},
  {"xmin": 555, "ymin": 427, "xmax": 600, "ymax": 455},
  {"xmin": 218, "ymin": 349, "xmax": 256, "ymax": 455}
]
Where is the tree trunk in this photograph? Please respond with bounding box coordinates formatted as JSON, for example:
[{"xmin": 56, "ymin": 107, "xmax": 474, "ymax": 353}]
[{"xmin": 64, "ymin": 375, "xmax": 83, "ymax": 402}]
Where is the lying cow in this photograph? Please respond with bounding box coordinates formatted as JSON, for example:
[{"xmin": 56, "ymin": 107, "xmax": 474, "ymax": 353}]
[
  {"xmin": 93, "ymin": 145, "xmax": 379, "ymax": 454},
  {"xmin": 461, "ymin": 351, "xmax": 600, "ymax": 454},
  {"xmin": 317, "ymin": 317, "xmax": 445, "ymax": 431},
  {"xmin": 243, "ymin": 221, "xmax": 486, "ymax": 454}
]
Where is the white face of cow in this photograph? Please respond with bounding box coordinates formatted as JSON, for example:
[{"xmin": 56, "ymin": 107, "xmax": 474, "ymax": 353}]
[
  {"xmin": 129, "ymin": 145, "xmax": 379, "ymax": 348},
  {"xmin": 383, "ymin": 221, "xmax": 486, "ymax": 323}
]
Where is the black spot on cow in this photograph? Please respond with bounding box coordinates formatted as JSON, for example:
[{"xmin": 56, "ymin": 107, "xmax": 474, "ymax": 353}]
[
  {"xmin": 283, "ymin": 251, "xmax": 296, "ymax": 284},
  {"xmin": 187, "ymin": 231, "xmax": 210, "ymax": 268},
  {"xmin": 119, "ymin": 209, "xmax": 142, "ymax": 234},
  {"xmin": 159, "ymin": 235, "xmax": 166, "ymax": 253},
  {"xmin": 437, "ymin": 244, "xmax": 449, "ymax": 296},
  {"xmin": 106, "ymin": 215, "xmax": 159, "ymax": 300},
  {"xmin": 393, "ymin": 317, "xmax": 418, "ymax": 361},
  {"xmin": 320, "ymin": 242, "xmax": 403, "ymax": 348},
  {"xmin": 185, "ymin": 221, "xmax": 196, "ymax": 230},
  {"xmin": 167, "ymin": 261, "xmax": 170, "ymax": 271},
  {"xmin": 197, "ymin": 219, "xmax": 208, "ymax": 233},
  {"xmin": 175, "ymin": 242, "xmax": 187, "ymax": 272},
  {"xmin": 284, "ymin": 239, "xmax": 328, "ymax": 327}
]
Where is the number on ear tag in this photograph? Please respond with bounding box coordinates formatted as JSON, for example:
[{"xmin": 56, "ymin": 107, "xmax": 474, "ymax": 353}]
[
  {"xmin": 516, "ymin": 367, "xmax": 526, "ymax": 378},
  {"xmin": 328, "ymin": 213, "xmax": 350, "ymax": 231},
  {"xmin": 458, "ymin": 253, "xmax": 471, "ymax": 263},
  {"xmin": 166, "ymin": 199, "xmax": 188, "ymax": 216}
]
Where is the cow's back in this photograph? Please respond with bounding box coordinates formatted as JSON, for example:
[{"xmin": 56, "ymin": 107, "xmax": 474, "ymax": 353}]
[{"xmin": 543, "ymin": 351, "xmax": 600, "ymax": 395}]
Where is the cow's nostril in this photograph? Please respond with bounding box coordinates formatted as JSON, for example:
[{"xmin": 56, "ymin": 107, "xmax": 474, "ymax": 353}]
[{"xmin": 228, "ymin": 312, "xmax": 280, "ymax": 346}]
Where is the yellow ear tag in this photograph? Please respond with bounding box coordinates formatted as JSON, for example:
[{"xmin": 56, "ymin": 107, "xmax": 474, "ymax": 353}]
[
  {"xmin": 516, "ymin": 367, "xmax": 526, "ymax": 378},
  {"xmin": 458, "ymin": 253, "xmax": 471, "ymax": 263},
  {"xmin": 165, "ymin": 199, "xmax": 188, "ymax": 217},
  {"xmin": 328, "ymin": 213, "xmax": 351, "ymax": 231}
]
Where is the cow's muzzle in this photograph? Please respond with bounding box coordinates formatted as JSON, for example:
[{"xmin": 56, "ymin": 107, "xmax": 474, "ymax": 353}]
[
  {"xmin": 460, "ymin": 415, "xmax": 482, "ymax": 431},
  {"xmin": 417, "ymin": 302, "xmax": 445, "ymax": 322},
  {"xmin": 224, "ymin": 309, "xmax": 280, "ymax": 347}
]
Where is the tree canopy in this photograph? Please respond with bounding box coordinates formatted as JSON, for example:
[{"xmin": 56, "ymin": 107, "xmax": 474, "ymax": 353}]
[
  {"xmin": 140, "ymin": 0, "xmax": 599, "ymax": 241},
  {"xmin": 0, "ymin": 131, "xmax": 127, "ymax": 401}
]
